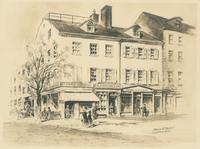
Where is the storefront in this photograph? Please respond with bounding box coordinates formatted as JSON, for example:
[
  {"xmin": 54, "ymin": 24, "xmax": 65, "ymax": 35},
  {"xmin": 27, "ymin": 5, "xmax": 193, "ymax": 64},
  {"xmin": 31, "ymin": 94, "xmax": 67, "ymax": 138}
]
[{"xmin": 120, "ymin": 85, "xmax": 164, "ymax": 116}]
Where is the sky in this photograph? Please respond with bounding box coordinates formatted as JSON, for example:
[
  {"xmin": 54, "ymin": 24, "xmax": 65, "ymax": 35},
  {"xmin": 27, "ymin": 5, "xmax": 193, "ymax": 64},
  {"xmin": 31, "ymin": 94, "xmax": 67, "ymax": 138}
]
[{"xmin": 0, "ymin": 0, "xmax": 198, "ymax": 119}]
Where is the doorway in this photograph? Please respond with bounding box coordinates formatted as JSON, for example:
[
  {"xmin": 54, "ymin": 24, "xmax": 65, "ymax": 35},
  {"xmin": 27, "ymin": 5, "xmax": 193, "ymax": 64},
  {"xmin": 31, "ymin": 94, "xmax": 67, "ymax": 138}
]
[
  {"xmin": 64, "ymin": 101, "xmax": 74, "ymax": 118},
  {"xmin": 109, "ymin": 96, "xmax": 116, "ymax": 115},
  {"xmin": 133, "ymin": 93, "xmax": 141, "ymax": 115}
]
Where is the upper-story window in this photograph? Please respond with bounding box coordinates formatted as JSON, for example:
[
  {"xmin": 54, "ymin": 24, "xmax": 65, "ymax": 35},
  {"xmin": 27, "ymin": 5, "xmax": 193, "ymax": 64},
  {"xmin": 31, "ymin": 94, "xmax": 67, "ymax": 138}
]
[
  {"xmin": 22, "ymin": 87, "xmax": 26, "ymax": 94},
  {"xmin": 90, "ymin": 43, "xmax": 98, "ymax": 56},
  {"xmin": 178, "ymin": 72, "xmax": 183, "ymax": 86},
  {"xmin": 48, "ymin": 29, "xmax": 51, "ymax": 40},
  {"xmin": 72, "ymin": 42, "xmax": 81, "ymax": 55},
  {"xmin": 125, "ymin": 69, "xmax": 131, "ymax": 83},
  {"xmin": 138, "ymin": 48, "xmax": 143, "ymax": 58},
  {"xmin": 168, "ymin": 34, "xmax": 173, "ymax": 44},
  {"xmin": 178, "ymin": 36, "xmax": 182, "ymax": 45},
  {"xmin": 14, "ymin": 77, "xmax": 16, "ymax": 83},
  {"xmin": 138, "ymin": 70, "xmax": 143, "ymax": 84},
  {"xmin": 18, "ymin": 85, "xmax": 21, "ymax": 92},
  {"xmin": 168, "ymin": 50, "xmax": 173, "ymax": 62},
  {"xmin": 87, "ymin": 21, "xmax": 95, "ymax": 32},
  {"xmin": 150, "ymin": 49, "xmax": 155, "ymax": 59},
  {"xmin": 124, "ymin": 46, "xmax": 131, "ymax": 57},
  {"xmin": 168, "ymin": 71, "xmax": 173, "ymax": 83},
  {"xmin": 150, "ymin": 71, "xmax": 157, "ymax": 84},
  {"xmin": 22, "ymin": 69, "xmax": 25, "ymax": 76},
  {"xmin": 178, "ymin": 51, "xmax": 183, "ymax": 62},
  {"xmin": 90, "ymin": 68, "xmax": 97, "ymax": 82},
  {"xmin": 105, "ymin": 44, "xmax": 113, "ymax": 57},
  {"xmin": 105, "ymin": 69, "xmax": 112, "ymax": 82}
]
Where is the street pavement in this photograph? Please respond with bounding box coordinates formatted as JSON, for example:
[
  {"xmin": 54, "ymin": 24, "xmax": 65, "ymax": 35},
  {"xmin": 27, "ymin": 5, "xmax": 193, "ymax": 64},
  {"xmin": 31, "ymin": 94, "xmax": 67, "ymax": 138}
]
[{"xmin": 2, "ymin": 114, "xmax": 197, "ymax": 147}]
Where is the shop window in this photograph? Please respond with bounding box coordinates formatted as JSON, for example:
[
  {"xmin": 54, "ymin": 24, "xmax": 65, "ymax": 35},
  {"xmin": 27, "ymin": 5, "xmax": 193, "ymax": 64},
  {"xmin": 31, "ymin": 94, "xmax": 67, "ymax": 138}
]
[{"xmin": 121, "ymin": 94, "xmax": 132, "ymax": 113}]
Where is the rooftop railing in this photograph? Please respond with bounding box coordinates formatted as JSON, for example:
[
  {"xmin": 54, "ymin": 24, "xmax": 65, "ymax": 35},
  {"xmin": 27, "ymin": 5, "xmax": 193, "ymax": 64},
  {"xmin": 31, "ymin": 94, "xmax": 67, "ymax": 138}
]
[{"xmin": 45, "ymin": 12, "xmax": 89, "ymax": 24}]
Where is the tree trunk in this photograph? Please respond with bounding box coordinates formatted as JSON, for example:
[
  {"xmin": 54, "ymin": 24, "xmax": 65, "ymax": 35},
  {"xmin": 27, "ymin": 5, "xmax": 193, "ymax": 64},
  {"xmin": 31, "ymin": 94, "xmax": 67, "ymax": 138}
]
[{"xmin": 34, "ymin": 92, "xmax": 42, "ymax": 119}]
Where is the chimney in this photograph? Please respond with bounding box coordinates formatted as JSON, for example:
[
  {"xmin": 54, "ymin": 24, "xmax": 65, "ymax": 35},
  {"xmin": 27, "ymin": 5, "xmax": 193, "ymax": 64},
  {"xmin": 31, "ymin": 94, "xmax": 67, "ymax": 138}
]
[
  {"xmin": 101, "ymin": 5, "xmax": 112, "ymax": 29},
  {"xmin": 90, "ymin": 9, "xmax": 99, "ymax": 23}
]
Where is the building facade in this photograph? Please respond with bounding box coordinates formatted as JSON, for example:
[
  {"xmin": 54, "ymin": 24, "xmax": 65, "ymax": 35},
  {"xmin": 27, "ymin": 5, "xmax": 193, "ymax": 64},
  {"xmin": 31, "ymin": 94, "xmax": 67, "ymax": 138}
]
[{"xmin": 10, "ymin": 5, "xmax": 194, "ymax": 119}]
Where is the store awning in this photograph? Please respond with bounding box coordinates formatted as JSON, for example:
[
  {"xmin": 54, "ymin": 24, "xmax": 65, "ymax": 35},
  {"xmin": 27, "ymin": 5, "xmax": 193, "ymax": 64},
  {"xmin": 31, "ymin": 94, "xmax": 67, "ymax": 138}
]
[{"xmin": 62, "ymin": 92, "xmax": 99, "ymax": 102}]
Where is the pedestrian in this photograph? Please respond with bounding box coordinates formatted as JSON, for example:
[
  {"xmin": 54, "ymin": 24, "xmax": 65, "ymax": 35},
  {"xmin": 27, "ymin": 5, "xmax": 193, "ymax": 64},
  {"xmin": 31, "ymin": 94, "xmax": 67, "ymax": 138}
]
[
  {"xmin": 82, "ymin": 108, "xmax": 88, "ymax": 126},
  {"xmin": 65, "ymin": 105, "xmax": 70, "ymax": 119},
  {"xmin": 143, "ymin": 104, "xmax": 148, "ymax": 117},
  {"xmin": 47, "ymin": 107, "xmax": 51, "ymax": 120},
  {"xmin": 88, "ymin": 110, "xmax": 93, "ymax": 127},
  {"xmin": 42, "ymin": 107, "xmax": 47, "ymax": 121}
]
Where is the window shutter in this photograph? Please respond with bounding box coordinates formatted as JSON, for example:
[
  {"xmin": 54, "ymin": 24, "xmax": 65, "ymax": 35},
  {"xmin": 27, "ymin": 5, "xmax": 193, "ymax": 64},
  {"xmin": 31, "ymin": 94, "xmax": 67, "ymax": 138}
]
[
  {"xmin": 97, "ymin": 68, "xmax": 101, "ymax": 83},
  {"xmin": 87, "ymin": 68, "xmax": 91, "ymax": 83},
  {"xmin": 101, "ymin": 69, "xmax": 105, "ymax": 82},
  {"xmin": 142, "ymin": 70, "xmax": 147, "ymax": 84},
  {"xmin": 122, "ymin": 45, "xmax": 126, "ymax": 57},
  {"xmin": 121, "ymin": 69, "xmax": 125, "ymax": 84},
  {"xmin": 132, "ymin": 69, "xmax": 135, "ymax": 84},
  {"xmin": 134, "ymin": 70, "xmax": 138, "ymax": 84},
  {"xmin": 131, "ymin": 46, "xmax": 134, "ymax": 58},
  {"xmin": 147, "ymin": 70, "xmax": 150, "ymax": 85},
  {"xmin": 156, "ymin": 71, "xmax": 159, "ymax": 84},
  {"xmin": 135, "ymin": 48, "xmax": 138, "ymax": 58},
  {"xmin": 143, "ymin": 48, "xmax": 147, "ymax": 59},
  {"xmin": 155, "ymin": 49, "xmax": 159, "ymax": 59},
  {"xmin": 147, "ymin": 48, "xmax": 150, "ymax": 59}
]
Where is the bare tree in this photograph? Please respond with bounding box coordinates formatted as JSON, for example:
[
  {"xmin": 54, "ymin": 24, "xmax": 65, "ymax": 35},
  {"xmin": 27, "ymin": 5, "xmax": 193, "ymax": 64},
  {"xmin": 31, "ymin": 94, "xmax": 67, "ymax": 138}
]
[{"xmin": 21, "ymin": 43, "xmax": 66, "ymax": 118}]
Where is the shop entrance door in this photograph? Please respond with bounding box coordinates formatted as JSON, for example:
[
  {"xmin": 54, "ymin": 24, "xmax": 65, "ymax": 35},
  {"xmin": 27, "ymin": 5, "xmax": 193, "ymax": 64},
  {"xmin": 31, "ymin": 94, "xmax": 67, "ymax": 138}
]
[
  {"xmin": 133, "ymin": 93, "xmax": 141, "ymax": 115},
  {"xmin": 109, "ymin": 96, "xmax": 116, "ymax": 115},
  {"xmin": 64, "ymin": 101, "xmax": 74, "ymax": 118}
]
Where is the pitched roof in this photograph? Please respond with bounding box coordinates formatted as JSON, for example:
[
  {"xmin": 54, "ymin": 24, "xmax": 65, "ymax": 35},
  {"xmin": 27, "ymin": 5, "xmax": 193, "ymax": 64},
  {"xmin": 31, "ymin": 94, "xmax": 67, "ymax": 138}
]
[
  {"xmin": 47, "ymin": 18, "xmax": 159, "ymax": 42},
  {"xmin": 135, "ymin": 12, "xmax": 195, "ymax": 40}
]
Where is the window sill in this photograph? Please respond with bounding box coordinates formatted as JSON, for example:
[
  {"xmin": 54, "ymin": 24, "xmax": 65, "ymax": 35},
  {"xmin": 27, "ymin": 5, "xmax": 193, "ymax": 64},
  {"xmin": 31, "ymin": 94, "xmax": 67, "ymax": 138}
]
[{"xmin": 90, "ymin": 54, "xmax": 99, "ymax": 57}]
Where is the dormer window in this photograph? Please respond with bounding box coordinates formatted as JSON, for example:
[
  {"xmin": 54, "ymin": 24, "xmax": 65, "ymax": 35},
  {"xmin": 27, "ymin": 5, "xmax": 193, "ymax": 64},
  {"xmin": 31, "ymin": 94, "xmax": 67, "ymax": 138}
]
[
  {"xmin": 133, "ymin": 28, "xmax": 142, "ymax": 38},
  {"xmin": 87, "ymin": 21, "xmax": 95, "ymax": 32}
]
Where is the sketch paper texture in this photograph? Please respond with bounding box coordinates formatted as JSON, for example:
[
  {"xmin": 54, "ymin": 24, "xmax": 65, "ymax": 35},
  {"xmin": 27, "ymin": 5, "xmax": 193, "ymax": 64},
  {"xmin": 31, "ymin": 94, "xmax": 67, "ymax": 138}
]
[{"xmin": 0, "ymin": 0, "xmax": 200, "ymax": 149}]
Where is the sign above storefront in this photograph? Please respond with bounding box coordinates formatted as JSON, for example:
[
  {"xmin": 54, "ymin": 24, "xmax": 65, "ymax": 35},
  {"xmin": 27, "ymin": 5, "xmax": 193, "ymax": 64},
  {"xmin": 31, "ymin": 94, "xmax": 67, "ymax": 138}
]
[{"xmin": 122, "ymin": 86, "xmax": 153, "ymax": 93}]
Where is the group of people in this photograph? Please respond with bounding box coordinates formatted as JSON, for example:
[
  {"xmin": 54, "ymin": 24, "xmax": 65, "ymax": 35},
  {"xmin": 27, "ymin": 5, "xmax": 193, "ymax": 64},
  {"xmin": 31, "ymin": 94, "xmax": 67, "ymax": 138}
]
[
  {"xmin": 41, "ymin": 107, "xmax": 52, "ymax": 121},
  {"xmin": 81, "ymin": 106, "xmax": 97, "ymax": 127}
]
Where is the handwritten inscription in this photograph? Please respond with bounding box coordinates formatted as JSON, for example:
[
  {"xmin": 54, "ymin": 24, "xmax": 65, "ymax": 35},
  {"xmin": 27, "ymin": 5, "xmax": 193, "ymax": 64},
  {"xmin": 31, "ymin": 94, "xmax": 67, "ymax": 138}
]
[{"xmin": 152, "ymin": 127, "xmax": 174, "ymax": 133}]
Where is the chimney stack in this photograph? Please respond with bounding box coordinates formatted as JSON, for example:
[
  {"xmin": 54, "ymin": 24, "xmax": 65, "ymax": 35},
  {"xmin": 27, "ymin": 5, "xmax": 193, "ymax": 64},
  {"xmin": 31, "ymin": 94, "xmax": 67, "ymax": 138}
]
[{"xmin": 101, "ymin": 5, "xmax": 112, "ymax": 29}]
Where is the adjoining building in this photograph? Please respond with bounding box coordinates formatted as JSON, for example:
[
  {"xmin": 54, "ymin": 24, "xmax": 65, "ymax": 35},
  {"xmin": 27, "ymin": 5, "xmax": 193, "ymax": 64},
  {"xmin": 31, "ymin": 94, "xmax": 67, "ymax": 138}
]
[{"xmin": 134, "ymin": 12, "xmax": 195, "ymax": 113}]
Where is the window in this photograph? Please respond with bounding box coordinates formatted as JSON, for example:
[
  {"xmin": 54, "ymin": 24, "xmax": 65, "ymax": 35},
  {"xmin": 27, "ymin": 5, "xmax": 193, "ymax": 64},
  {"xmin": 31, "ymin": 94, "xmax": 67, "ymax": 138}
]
[
  {"xmin": 14, "ymin": 86, "xmax": 16, "ymax": 93},
  {"xmin": 14, "ymin": 77, "xmax": 16, "ymax": 83},
  {"xmin": 168, "ymin": 50, "xmax": 173, "ymax": 62},
  {"xmin": 27, "ymin": 86, "xmax": 30, "ymax": 93},
  {"xmin": 105, "ymin": 69, "xmax": 112, "ymax": 82},
  {"xmin": 87, "ymin": 21, "xmax": 94, "ymax": 32},
  {"xmin": 125, "ymin": 69, "xmax": 131, "ymax": 83},
  {"xmin": 18, "ymin": 85, "xmax": 21, "ymax": 92},
  {"xmin": 47, "ymin": 49, "xmax": 51, "ymax": 57},
  {"xmin": 138, "ymin": 48, "xmax": 143, "ymax": 58},
  {"xmin": 178, "ymin": 36, "xmax": 182, "ymax": 45},
  {"xmin": 150, "ymin": 49, "xmax": 155, "ymax": 59},
  {"xmin": 90, "ymin": 43, "xmax": 98, "ymax": 56},
  {"xmin": 22, "ymin": 69, "xmax": 25, "ymax": 75},
  {"xmin": 178, "ymin": 72, "xmax": 183, "ymax": 86},
  {"xmin": 168, "ymin": 71, "xmax": 173, "ymax": 83},
  {"xmin": 124, "ymin": 46, "xmax": 131, "ymax": 57},
  {"xmin": 22, "ymin": 87, "xmax": 26, "ymax": 94},
  {"xmin": 48, "ymin": 29, "xmax": 51, "ymax": 40},
  {"xmin": 90, "ymin": 68, "xmax": 96, "ymax": 82},
  {"xmin": 138, "ymin": 70, "xmax": 143, "ymax": 83},
  {"xmin": 169, "ymin": 34, "xmax": 173, "ymax": 44},
  {"xmin": 105, "ymin": 44, "xmax": 113, "ymax": 57},
  {"xmin": 178, "ymin": 51, "xmax": 183, "ymax": 62},
  {"xmin": 72, "ymin": 42, "xmax": 81, "ymax": 55}
]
